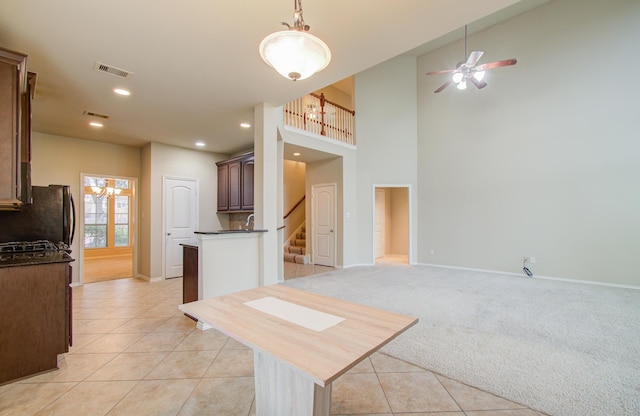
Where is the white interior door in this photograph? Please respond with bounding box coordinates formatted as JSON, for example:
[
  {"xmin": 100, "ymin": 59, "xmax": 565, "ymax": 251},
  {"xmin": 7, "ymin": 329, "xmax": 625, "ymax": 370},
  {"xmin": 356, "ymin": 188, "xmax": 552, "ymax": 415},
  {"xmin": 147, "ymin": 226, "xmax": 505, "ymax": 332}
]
[
  {"xmin": 164, "ymin": 177, "xmax": 198, "ymax": 279},
  {"xmin": 312, "ymin": 184, "xmax": 336, "ymax": 267},
  {"xmin": 375, "ymin": 188, "xmax": 386, "ymax": 258}
]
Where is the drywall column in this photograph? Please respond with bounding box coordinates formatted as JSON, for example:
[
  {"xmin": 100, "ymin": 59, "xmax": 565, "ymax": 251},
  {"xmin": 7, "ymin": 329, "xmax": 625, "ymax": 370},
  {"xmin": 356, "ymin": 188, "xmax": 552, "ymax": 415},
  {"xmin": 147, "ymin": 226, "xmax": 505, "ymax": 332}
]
[{"xmin": 254, "ymin": 103, "xmax": 280, "ymax": 286}]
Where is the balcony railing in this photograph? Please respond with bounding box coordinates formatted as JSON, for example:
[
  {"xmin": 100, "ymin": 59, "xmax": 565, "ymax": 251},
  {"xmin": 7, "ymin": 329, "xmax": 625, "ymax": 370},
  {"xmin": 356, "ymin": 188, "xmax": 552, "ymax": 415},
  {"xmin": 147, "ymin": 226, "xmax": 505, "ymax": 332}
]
[{"xmin": 284, "ymin": 93, "xmax": 355, "ymax": 146}]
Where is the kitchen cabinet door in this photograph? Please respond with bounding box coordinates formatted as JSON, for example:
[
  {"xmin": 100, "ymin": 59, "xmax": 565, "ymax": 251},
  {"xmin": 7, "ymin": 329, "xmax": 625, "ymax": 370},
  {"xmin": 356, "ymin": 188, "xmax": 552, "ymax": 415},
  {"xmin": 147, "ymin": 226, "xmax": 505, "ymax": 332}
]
[
  {"xmin": 217, "ymin": 163, "xmax": 229, "ymax": 211},
  {"xmin": 0, "ymin": 48, "xmax": 27, "ymax": 210},
  {"xmin": 228, "ymin": 161, "xmax": 241, "ymax": 211},
  {"xmin": 241, "ymin": 158, "xmax": 254, "ymax": 211}
]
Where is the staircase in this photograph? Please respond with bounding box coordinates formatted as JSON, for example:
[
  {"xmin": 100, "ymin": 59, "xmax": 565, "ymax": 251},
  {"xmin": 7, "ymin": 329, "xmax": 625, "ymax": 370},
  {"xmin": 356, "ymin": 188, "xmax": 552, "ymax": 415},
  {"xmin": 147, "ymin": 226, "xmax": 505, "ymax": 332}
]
[{"xmin": 284, "ymin": 226, "xmax": 309, "ymax": 264}]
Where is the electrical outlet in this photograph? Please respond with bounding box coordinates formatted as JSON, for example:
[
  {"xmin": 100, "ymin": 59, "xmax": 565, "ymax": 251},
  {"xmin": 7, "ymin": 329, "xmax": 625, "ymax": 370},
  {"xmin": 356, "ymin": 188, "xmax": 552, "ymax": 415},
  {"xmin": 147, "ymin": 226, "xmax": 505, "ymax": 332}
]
[
  {"xmin": 530, "ymin": 256, "xmax": 536, "ymax": 264},
  {"xmin": 430, "ymin": 249, "xmax": 435, "ymax": 255}
]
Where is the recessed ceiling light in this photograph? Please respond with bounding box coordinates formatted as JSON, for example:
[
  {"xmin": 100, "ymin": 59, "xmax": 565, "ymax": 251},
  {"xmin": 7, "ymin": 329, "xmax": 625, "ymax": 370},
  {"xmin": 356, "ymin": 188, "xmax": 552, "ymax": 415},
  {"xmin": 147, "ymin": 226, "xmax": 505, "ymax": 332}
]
[
  {"xmin": 113, "ymin": 88, "xmax": 130, "ymax": 96},
  {"xmin": 89, "ymin": 121, "xmax": 103, "ymax": 128},
  {"xmin": 293, "ymin": 152, "xmax": 301, "ymax": 156},
  {"xmin": 240, "ymin": 123, "xmax": 251, "ymax": 128},
  {"xmin": 195, "ymin": 141, "xmax": 206, "ymax": 147}
]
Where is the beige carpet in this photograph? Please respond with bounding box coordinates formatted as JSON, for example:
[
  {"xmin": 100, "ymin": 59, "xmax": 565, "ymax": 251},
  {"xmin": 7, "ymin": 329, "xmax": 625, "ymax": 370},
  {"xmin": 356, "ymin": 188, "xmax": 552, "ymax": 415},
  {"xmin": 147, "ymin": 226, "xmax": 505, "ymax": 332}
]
[{"xmin": 284, "ymin": 263, "xmax": 640, "ymax": 416}]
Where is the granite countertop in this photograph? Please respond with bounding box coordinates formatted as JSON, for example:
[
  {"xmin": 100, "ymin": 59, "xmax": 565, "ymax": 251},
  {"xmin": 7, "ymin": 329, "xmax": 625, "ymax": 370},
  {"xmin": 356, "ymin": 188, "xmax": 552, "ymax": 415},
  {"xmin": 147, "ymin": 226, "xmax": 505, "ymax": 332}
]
[
  {"xmin": 194, "ymin": 229, "xmax": 268, "ymax": 235},
  {"xmin": 0, "ymin": 251, "xmax": 75, "ymax": 268}
]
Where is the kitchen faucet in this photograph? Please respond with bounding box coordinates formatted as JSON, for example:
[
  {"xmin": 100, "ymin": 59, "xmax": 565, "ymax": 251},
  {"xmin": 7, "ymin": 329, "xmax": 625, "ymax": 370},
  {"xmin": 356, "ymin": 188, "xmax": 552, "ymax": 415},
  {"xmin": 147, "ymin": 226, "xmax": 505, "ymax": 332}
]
[{"xmin": 245, "ymin": 214, "xmax": 255, "ymax": 228}]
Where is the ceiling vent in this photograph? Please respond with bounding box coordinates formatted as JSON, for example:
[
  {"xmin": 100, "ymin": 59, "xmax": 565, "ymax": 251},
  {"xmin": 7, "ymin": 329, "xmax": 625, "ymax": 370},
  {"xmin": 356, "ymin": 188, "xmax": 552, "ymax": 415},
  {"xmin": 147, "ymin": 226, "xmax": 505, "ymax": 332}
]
[
  {"xmin": 93, "ymin": 61, "xmax": 134, "ymax": 79},
  {"xmin": 83, "ymin": 110, "xmax": 110, "ymax": 119}
]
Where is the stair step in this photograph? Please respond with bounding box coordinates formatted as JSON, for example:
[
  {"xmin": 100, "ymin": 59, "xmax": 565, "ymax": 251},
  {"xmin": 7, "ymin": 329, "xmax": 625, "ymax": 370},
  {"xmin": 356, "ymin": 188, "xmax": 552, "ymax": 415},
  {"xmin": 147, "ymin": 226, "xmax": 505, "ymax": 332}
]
[
  {"xmin": 292, "ymin": 239, "xmax": 306, "ymax": 247},
  {"xmin": 287, "ymin": 246, "xmax": 305, "ymax": 255},
  {"xmin": 284, "ymin": 252, "xmax": 297, "ymax": 263},
  {"xmin": 296, "ymin": 232, "xmax": 306, "ymax": 240}
]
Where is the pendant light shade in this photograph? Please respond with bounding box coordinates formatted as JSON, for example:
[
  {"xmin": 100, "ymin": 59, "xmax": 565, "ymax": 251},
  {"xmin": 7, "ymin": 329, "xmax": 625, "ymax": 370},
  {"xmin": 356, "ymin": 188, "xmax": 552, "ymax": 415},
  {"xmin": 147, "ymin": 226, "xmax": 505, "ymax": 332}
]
[
  {"xmin": 259, "ymin": 30, "xmax": 330, "ymax": 81},
  {"xmin": 259, "ymin": 0, "xmax": 331, "ymax": 81}
]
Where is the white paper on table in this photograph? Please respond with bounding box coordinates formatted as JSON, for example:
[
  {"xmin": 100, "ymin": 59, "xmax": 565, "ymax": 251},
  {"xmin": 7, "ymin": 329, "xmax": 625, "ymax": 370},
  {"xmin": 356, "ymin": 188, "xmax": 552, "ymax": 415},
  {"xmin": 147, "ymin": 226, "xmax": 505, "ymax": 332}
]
[{"xmin": 243, "ymin": 297, "xmax": 345, "ymax": 332}]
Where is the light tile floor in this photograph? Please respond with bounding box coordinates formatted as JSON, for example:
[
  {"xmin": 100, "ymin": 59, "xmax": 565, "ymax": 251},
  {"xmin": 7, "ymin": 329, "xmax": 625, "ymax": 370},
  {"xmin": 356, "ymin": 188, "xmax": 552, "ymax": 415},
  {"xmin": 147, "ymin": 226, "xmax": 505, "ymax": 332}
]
[{"xmin": 0, "ymin": 273, "xmax": 548, "ymax": 416}]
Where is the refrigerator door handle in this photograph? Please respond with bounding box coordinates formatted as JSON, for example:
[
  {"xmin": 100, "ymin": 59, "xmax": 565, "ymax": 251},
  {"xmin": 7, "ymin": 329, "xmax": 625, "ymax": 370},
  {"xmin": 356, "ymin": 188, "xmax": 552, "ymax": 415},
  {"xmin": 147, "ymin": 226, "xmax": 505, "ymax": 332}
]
[{"xmin": 70, "ymin": 193, "xmax": 76, "ymax": 245}]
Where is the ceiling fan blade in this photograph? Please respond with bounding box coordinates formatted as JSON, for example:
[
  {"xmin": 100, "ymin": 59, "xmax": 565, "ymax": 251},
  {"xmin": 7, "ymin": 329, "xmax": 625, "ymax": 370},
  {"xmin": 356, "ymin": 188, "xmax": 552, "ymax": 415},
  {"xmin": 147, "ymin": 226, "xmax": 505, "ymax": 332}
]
[
  {"xmin": 466, "ymin": 51, "xmax": 484, "ymax": 67},
  {"xmin": 475, "ymin": 58, "xmax": 517, "ymax": 71},
  {"xmin": 469, "ymin": 77, "xmax": 487, "ymax": 89},
  {"xmin": 434, "ymin": 81, "xmax": 451, "ymax": 93},
  {"xmin": 426, "ymin": 68, "xmax": 457, "ymax": 75}
]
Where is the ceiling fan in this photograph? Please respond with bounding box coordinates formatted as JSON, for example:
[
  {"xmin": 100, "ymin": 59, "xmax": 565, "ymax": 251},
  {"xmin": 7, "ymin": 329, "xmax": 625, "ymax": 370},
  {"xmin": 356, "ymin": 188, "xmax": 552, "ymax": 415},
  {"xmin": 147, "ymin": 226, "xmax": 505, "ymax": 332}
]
[{"xmin": 426, "ymin": 25, "xmax": 517, "ymax": 93}]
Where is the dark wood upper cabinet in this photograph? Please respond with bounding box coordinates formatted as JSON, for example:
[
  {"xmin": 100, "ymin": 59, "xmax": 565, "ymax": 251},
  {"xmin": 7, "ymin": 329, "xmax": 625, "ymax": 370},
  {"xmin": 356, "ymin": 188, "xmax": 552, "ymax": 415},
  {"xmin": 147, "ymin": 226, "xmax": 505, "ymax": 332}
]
[
  {"xmin": 0, "ymin": 47, "xmax": 28, "ymax": 210},
  {"xmin": 216, "ymin": 152, "xmax": 254, "ymax": 213},
  {"xmin": 227, "ymin": 160, "xmax": 242, "ymax": 211},
  {"xmin": 241, "ymin": 158, "xmax": 254, "ymax": 211},
  {"xmin": 20, "ymin": 72, "xmax": 36, "ymax": 205},
  {"xmin": 217, "ymin": 163, "xmax": 229, "ymax": 211}
]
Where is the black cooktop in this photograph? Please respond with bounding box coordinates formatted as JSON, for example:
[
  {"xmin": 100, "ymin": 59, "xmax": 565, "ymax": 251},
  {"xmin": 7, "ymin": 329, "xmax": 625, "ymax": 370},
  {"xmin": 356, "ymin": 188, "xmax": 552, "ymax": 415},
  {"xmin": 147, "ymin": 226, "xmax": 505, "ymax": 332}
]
[{"xmin": 0, "ymin": 240, "xmax": 74, "ymax": 268}]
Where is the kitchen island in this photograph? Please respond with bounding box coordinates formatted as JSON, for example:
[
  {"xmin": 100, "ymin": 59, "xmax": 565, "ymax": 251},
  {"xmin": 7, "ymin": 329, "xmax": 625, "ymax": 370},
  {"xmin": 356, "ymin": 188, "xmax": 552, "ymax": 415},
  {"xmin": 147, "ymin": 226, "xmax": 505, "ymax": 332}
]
[
  {"xmin": 193, "ymin": 229, "xmax": 267, "ymax": 302},
  {"xmin": 180, "ymin": 284, "xmax": 418, "ymax": 416}
]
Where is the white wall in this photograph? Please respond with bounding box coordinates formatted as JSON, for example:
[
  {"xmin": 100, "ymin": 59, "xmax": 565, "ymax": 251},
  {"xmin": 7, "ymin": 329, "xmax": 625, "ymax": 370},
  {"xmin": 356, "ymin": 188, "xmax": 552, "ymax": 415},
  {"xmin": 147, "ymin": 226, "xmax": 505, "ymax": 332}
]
[
  {"xmin": 306, "ymin": 157, "xmax": 343, "ymax": 265},
  {"xmin": 283, "ymin": 160, "xmax": 306, "ymax": 213},
  {"xmin": 314, "ymin": 84, "xmax": 354, "ymax": 110},
  {"xmin": 31, "ymin": 132, "xmax": 140, "ymax": 284},
  {"xmin": 143, "ymin": 142, "xmax": 226, "ymax": 280},
  {"xmin": 417, "ymin": 0, "xmax": 640, "ymax": 285},
  {"xmin": 283, "ymin": 160, "xmax": 306, "ymax": 240},
  {"xmin": 354, "ymin": 55, "xmax": 419, "ymax": 265}
]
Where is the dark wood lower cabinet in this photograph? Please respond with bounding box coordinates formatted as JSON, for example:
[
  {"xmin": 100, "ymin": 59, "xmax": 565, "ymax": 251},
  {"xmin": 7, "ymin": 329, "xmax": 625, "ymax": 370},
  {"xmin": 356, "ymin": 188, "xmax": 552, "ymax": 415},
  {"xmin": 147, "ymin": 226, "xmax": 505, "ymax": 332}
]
[
  {"xmin": 182, "ymin": 244, "xmax": 198, "ymax": 321},
  {"xmin": 0, "ymin": 262, "xmax": 72, "ymax": 385}
]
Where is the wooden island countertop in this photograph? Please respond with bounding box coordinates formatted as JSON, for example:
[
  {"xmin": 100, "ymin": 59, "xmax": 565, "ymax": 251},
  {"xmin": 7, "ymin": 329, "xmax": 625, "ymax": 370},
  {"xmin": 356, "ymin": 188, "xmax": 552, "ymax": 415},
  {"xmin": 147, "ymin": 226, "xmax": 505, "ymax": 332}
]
[{"xmin": 180, "ymin": 284, "xmax": 417, "ymax": 387}]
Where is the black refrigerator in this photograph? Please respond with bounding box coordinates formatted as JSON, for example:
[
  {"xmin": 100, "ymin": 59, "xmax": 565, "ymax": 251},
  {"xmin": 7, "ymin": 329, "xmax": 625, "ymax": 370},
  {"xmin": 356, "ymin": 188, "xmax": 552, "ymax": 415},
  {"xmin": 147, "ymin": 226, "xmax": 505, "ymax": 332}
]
[{"xmin": 0, "ymin": 184, "xmax": 75, "ymax": 249}]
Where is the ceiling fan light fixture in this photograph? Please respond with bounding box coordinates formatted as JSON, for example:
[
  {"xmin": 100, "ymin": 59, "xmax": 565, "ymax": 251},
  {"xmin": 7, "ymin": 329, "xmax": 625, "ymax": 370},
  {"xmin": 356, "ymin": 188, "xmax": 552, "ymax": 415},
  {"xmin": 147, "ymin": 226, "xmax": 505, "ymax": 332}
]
[
  {"xmin": 473, "ymin": 70, "xmax": 485, "ymax": 82},
  {"xmin": 259, "ymin": 0, "xmax": 331, "ymax": 81},
  {"xmin": 426, "ymin": 24, "xmax": 517, "ymax": 93}
]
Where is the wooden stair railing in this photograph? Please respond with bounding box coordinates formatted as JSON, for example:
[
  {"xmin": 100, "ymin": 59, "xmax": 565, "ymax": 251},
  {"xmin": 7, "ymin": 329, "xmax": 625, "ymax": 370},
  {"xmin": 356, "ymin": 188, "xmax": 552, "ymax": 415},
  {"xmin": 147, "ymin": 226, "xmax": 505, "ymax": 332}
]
[
  {"xmin": 284, "ymin": 93, "xmax": 355, "ymax": 145},
  {"xmin": 284, "ymin": 196, "xmax": 305, "ymax": 220}
]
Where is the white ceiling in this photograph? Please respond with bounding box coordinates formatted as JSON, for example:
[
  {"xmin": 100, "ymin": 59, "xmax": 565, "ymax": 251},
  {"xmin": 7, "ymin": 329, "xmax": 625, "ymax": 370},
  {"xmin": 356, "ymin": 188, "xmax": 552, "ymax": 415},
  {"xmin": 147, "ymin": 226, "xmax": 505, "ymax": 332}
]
[{"xmin": 0, "ymin": 0, "xmax": 546, "ymax": 155}]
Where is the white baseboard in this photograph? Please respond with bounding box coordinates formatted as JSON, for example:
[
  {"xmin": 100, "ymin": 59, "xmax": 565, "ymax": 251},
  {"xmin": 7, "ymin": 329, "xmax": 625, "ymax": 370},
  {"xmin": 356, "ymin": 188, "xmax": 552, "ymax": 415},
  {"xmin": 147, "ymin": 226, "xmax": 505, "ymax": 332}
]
[
  {"xmin": 136, "ymin": 273, "xmax": 150, "ymax": 282},
  {"xmin": 343, "ymin": 263, "xmax": 374, "ymax": 269},
  {"xmin": 136, "ymin": 273, "xmax": 164, "ymax": 283},
  {"xmin": 416, "ymin": 262, "xmax": 640, "ymax": 290}
]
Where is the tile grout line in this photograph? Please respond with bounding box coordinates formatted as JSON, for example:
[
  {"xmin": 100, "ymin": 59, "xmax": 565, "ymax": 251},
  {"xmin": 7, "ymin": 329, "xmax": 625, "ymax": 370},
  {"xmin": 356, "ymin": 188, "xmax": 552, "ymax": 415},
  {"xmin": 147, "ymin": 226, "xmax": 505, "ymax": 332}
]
[{"xmin": 370, "ymin": 356, "xmax": 396, "ymax": 415}]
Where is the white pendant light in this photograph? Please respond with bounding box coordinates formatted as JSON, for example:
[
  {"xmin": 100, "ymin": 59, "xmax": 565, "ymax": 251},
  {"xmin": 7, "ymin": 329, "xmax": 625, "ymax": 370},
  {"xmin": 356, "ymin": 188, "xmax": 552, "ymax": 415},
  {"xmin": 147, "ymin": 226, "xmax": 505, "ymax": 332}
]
[{"xmin": 259, "ymin": 0, "xmax": 331, "ymax": 81}]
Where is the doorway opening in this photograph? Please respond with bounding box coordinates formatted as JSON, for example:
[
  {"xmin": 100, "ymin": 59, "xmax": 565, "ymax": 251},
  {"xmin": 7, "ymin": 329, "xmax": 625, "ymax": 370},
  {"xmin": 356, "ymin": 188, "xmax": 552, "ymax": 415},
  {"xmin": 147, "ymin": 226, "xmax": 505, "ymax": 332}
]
[
  {"xmin": 374, "ymin": 186, "xmax": 410, "ymax": 265},
  {"xmin": 81, "ymin": 175, "xmax": 136, "ymax": 283}
]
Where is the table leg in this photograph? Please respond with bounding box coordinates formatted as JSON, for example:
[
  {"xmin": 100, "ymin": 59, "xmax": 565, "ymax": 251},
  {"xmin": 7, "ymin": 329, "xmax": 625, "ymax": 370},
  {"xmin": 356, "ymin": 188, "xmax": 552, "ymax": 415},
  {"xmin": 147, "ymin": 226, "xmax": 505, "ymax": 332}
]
[{"xmin": 254, "ymin": 350, "xmax": 331, "ymax": 416}]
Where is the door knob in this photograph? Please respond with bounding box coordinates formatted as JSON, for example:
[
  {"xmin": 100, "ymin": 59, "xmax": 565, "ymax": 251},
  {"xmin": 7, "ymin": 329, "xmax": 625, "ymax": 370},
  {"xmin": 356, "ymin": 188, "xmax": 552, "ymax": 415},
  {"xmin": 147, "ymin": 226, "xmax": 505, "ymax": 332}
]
[{"xmin": 167, "ymin": 232, "xmax": 172, "ymax": 236}]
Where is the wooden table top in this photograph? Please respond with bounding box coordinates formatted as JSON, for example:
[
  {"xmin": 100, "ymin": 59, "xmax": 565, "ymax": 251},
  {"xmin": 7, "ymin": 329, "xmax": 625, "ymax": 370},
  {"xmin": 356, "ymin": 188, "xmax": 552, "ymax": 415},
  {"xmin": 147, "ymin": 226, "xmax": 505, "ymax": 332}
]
[{"xmin": 179, "ymin": 284, "xmax": 418, "ymax": 386}]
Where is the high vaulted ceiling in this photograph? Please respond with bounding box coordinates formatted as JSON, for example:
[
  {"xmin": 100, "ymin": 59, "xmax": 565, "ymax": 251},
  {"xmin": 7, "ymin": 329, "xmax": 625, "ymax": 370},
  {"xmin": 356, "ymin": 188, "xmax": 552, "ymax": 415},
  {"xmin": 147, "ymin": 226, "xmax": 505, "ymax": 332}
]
[{"xmin": 0, "ymin": 0, "xmax": 545, "ymax": 155}]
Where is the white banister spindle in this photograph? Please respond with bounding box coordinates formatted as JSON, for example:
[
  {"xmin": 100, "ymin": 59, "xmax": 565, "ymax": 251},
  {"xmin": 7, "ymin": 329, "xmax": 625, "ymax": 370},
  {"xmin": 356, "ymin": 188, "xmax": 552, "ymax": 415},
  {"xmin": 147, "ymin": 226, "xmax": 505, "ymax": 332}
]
[{"xmin": 283, "ymin": 94, "xmax": 355, "ymax": 146}]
